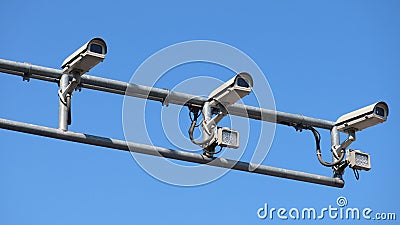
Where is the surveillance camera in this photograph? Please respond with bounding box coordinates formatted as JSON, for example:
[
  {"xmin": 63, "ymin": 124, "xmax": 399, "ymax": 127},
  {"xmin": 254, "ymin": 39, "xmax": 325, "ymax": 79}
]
[
  {"xmin": 61, "ymin": 37, "xmax": 107, "ymax": 75},
  {"xmin": 336, "ymin": 101, "xmax": 389, "ymax": 133},
  {"xmin": 208, "ymin": 72, "xmax": 253, "ymax": 108}
]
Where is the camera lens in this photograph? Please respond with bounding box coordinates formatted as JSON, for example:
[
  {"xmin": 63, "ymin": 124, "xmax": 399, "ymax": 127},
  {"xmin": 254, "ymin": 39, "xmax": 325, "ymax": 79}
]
[
  {"xmin": 375, "ymin": 107, "xmax": 385, "ymax": 117},
  {"xmin": 89, "ymin": 44, "xmax": 103, "ymax": 54},
  {"xmin": 236, "ymin": 77, "xmax": 249, "ymax": 88}
]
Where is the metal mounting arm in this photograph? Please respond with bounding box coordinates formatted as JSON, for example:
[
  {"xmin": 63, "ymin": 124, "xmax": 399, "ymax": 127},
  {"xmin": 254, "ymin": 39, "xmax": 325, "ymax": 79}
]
[
  {"xmin": 58, "ymin": 72, "xmax": 81, "ymax": 104},
  {"xmin": 331, "ymin": 128, "xmax": 356, "ymax": 177}
]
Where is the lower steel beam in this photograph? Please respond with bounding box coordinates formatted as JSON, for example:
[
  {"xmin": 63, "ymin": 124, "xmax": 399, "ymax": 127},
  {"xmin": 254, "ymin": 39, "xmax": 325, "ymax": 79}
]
[{"xmin": 0, "ymin": 118, "xmax": 344, "ymax": 188}]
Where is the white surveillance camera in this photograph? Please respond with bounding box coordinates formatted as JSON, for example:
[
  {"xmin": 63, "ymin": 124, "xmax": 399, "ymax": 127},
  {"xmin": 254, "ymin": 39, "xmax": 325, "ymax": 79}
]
[
  {"xmin": 336, "ymin": 101, "xmax": 389, "ymax": 133},
  {"xmin": 208, "ymin": 72, "xmax": 253, "ymax": 108},
  {"xmin": 58, "ymin": 38, "xmax": 107, "ymax": 104},
  {"xmin": 61, "ymin": 37, "xmax": 107, "ymax": 75}
]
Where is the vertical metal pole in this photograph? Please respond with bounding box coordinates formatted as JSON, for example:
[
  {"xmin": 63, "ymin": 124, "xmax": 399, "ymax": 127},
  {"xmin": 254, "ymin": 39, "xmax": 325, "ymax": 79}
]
[
  {"xmin": 331, "ymin": 126, "xmax": 340, "ymax": 148},
  {"xmin": 202, "ymin": 102, "xmax": 212, "ymax": 143},
  {"xmin": 330, "ymin": 126, "xmax": 342, "ymax": 178},
  {"xmin": 202, "ymin": 102, "xmax": 217, "ymax": 156},
  {"xmin": 58, "ymin": 74, "xmax": 69, "ymax": 131}
]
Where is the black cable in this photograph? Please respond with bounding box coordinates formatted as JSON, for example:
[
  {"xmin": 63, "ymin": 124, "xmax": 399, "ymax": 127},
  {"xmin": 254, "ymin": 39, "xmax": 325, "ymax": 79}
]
[
  {"xmin": 188, "ymin": 120, "xmax": 215, "ymax": 146},
  {"xmin": 188, "ymin": 107, "xmax": 223, "ymax": 157},
  {"xmin": 189, "ymin": 109, "xmax": 199, "ymax": 122},
  {"xmin": 188, "ymin": 107, "xmax": 215, "ymax": 146},
  {"xmin": 189, "ymin": 108, "xmax": 202, "ymax": 127},
  {"xmin": 67, "ymin": 95, "xmax": 72, "ymax": 125},
  {"xmin": 189, "ymin": 111, "xmax": 194, "ymax": 122},
  {"xmin": 214, "ymin": 146, "xmax": 223, "ymax": 155},
  {"xmin": 203, "ymin": 148, "xmax": 215, "ymax": 156},
  {"xmin": 203, "ymin": 145, "xmax": 223, "ymax": 157},
  {"xmin": 194, "ymin": 112, "xmax": 202, "ymax": 127},
  {"xmin": 353, "ymin": 169, "xmax": 360, "ymax": 180},
  {"xmin": 308, "ymin": 126, "xmax": 345, "ymax": 167}
]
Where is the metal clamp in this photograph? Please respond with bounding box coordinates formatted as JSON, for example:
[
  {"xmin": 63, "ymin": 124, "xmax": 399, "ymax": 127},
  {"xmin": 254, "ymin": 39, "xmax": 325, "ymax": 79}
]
[
  {"xmin": 161, "ymin": 88, "xmax": 171, "ymax": 107},
  {"xmin": 22, "ymin": 63, "xmax": 32, "ymax": 82},
  {"xmin": 58, "ymin": 72, "xmax": 81, "ymax": 105}
]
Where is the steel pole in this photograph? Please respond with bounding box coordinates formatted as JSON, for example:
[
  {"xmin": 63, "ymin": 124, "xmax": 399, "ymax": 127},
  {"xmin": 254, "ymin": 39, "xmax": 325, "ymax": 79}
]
[
  {"xmin": 58, "ymin": 74, "xmax": 69, "ymax": 131},
  {"xmin": 201, "ymin": 102, "xmax": 215, "ymax": 155},
  {"xmin": 0, "ymin": 118, "xmax": 344, "ymax": 188},
  {"xmin": 330, "ymin": 126, "xmax": 342, "ymax": 178},
  {"xmin": 0, "ymin": 58, "xmax": 335, "ymax": 130}
]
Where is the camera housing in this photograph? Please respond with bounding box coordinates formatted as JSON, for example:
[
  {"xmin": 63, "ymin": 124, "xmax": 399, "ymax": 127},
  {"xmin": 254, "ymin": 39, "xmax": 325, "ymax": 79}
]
[
  {"xmin": 335, "ymin": 101, "xmax": 389, "ymax": 133},
  {"xmin": 62, "ymin": 38, "xmax": 107, "ymax": 75},
  {"xmin": 208, "ymin": 72, "xmax": 253, "ymax": 108}
]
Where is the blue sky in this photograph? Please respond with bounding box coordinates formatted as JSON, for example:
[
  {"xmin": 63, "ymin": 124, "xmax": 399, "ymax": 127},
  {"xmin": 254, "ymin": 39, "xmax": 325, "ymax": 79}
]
[{"xmin": 0, "ymin": 1, "xmax": 399, "ymax": 224}]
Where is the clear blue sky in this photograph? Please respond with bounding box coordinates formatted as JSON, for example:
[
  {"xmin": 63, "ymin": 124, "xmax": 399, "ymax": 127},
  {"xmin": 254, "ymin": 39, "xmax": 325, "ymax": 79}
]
[{"xmin": 0, "ymin": 1, "xmax": 399, "ymax": 224}]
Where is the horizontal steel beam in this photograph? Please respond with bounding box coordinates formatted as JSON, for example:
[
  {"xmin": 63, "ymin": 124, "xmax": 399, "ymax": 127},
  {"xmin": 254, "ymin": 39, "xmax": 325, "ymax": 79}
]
[
  {"xmin": 0, "ymin": 118, "xmax": 344, "ymax": 188},
  {"xmin": 0, "ymin": 58, "xmax": 335, "ymax": 130}
]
